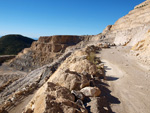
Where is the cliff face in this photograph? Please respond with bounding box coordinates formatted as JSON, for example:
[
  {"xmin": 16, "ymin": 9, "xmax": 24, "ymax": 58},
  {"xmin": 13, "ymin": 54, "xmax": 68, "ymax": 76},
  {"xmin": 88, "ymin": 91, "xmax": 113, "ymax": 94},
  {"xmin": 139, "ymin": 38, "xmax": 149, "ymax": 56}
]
[
  {"xmin": 131, "ymin": 31, "xmax": 150, "ymax": 64},
  {"xmin": 103, "ymin": 0, "xmax": 150, "ymax": 46},
  {"xmin": 9, "ymin": 35, "xmax": 81, "ymax": 72}
]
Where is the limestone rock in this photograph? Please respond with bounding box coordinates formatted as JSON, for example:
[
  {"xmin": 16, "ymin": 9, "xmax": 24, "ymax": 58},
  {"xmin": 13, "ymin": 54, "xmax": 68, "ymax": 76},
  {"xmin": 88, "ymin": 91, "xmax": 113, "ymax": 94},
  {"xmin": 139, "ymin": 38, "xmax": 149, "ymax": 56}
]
[
  {"xmin": 103, "ymin": 1, "xmax": 150, "ymax": 46},
  {"xmin": 9, "ymin": 35, "xmax": 81, "ymax": 72},
  {"xmin": 69, "ymin": 59, "xmax": 97, "ymax": 76},
  {"xmin": 80, "ymin": 87, "xmax": 101, "ymax": 97},
  {"xmin": 0, "ymin": 52, "xmax": 72, "ymax": 106},
  {"xmin": 102, "ymin": 25, "xmax": 112, "ymax": 34},
  {"xmin": 49, "ymin": 68, "xmax": 91, "ymax": 90},
  {"xmin": 52, "ymin": 44, "xmax": 62, "ymax": 52},
  {"xmin": 134, "ymin": 0, "xmax": 150, "ymax": 9},
  {"xmin": 24, "ymin": 82, "xmax": 87, "ymax": 113},
  {"xmin": 131, "ymin": 31, "xmax": 150, "ymax": 64},
  {"xmin": 71, "ymin": 90, "xmax": 85, "ymax": 101},
  {"xmin": 48, "ymin": 50, "xmax": 98, "ymax": 90}
]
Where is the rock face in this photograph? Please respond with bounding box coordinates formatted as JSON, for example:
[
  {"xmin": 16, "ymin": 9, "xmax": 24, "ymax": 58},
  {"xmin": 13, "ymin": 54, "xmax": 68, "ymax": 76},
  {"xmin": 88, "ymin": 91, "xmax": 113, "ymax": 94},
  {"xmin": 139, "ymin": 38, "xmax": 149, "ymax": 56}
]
[
  {"xmin": 134, "ymin": 0, "xmax": 150, "ymax": 9},
  {"xmin": 0, "ymin": 51, "xmax": 72, "ymax": 106},
  {"xmin": 131, "ymin": 31, "xmax": 150, "ymax": 64},
  {"xmin": 9, "ymin": 35, "xmax": 81, "ymax": 72},
  {"xmin": 48, "ymin": 49, "xmax": 97, "ymax": 90},
  {"xmin": 103, "ymin": 0, "xmax": 150, "ymax": 46},
  {"xmin": 24, "ymin": 82, "xmax": 87, "ymax": 113}
]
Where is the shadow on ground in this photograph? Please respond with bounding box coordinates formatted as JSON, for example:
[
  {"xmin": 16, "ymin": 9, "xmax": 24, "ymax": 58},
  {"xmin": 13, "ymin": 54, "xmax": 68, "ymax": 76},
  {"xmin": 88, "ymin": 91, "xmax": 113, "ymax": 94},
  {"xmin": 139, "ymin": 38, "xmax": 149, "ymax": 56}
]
[{"xmin": 89, "ymin": 63, "xmax": 120, "ymax": 113}]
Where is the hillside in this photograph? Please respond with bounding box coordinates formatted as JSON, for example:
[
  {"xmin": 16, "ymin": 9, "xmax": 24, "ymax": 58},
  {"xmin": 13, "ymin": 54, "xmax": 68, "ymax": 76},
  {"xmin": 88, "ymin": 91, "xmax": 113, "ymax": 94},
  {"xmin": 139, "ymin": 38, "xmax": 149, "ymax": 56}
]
[
  {"xmin": 103, "ymin": 0, "xmax": 150, "ymax": 46},
  {"xmin": 0, "ymin": 35, "xmax": 35, "ymax": 55},
  {"xmin": 9, "ymin": 35, "xmax": 81, "ymax": 72},
  {"xmin": 0, "ymin": 1, "xmax": 150, "ymax": 113}
]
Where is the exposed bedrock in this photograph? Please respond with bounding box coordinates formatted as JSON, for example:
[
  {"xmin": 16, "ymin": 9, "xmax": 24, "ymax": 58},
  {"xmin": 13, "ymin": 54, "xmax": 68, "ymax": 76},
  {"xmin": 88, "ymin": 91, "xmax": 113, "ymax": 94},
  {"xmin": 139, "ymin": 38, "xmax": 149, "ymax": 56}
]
[
  {"xmin": 9, "ymin": 35, "xmax": 81, "ymax": 72},
  {"xmin": 103, "ymin": 0, "xmax": 150, "ymax": 46}
]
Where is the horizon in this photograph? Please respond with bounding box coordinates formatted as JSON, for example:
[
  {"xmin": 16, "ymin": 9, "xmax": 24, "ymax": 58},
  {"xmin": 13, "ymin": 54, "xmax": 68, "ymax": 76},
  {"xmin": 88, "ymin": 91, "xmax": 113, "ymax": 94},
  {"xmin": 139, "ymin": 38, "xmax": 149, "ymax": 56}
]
[{"xmin": 0, "ymin": 0, "xmax": 145, "ymax": 39}]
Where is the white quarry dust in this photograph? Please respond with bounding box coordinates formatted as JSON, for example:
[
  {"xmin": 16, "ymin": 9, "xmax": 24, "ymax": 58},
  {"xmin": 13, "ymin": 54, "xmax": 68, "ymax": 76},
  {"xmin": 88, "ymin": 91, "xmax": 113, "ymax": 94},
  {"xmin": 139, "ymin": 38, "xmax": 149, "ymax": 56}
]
[{"xmin": 100, "ymin": 46, "xmax": 150, "ymax": 113}]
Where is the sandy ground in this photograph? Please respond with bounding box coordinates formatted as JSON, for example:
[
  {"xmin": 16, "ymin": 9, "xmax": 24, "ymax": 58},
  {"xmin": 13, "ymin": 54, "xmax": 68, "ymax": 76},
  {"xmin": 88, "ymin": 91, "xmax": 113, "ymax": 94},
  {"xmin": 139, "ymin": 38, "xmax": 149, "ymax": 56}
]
[{"xmin": 100, "ymin": 46, "xmax": 150, "ymax": 113}]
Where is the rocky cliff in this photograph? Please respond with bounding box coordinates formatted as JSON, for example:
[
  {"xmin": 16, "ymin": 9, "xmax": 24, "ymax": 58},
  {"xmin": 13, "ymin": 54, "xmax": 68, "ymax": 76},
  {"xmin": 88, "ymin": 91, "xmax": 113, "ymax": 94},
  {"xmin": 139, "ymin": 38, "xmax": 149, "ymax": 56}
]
[
  {"xmin": 131, "ymin": 30, "xmax": 150, "ymax": 64},
  {"xmin": 103, "ymin": 0, "xmax": 150, "ymax": 46},
  {"xmin": 9, "ymin": 35, "xmax": 81, "ymax": 72}
]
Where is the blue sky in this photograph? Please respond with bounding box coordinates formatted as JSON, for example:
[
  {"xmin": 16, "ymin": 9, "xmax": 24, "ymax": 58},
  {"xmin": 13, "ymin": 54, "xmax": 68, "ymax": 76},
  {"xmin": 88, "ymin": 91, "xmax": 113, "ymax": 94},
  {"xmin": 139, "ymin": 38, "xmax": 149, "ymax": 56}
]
[{"xmin": 0, "ymin": 0, "xmax": 145, "ymax": 39}]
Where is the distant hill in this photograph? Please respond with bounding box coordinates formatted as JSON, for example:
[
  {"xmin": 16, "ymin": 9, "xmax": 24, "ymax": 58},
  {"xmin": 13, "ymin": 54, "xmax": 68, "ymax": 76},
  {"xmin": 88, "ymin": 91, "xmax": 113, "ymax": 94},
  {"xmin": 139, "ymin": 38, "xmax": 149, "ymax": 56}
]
[{"xmin": 0, "ymin": 34, "xmax": 35, "ymax": 55}]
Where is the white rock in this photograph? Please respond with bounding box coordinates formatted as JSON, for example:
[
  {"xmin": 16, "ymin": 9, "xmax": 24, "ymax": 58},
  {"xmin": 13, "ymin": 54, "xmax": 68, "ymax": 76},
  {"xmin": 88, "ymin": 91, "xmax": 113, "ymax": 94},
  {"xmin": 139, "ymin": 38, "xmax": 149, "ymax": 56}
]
[{"xmin": 80, "ymin": 87, "xmax": 101, "ymax": 97}]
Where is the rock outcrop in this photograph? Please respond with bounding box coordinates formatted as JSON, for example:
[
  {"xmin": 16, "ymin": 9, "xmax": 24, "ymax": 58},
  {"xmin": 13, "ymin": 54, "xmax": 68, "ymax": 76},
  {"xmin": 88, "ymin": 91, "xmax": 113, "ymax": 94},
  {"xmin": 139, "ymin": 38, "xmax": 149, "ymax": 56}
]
[
  {"xmin": 0, "ymin": 51, "xmax": 72, "ymax": 106},
  {"xmin": 24, "ymin": 82, "xmax": 88, "ymax": 113},
  {"xmin": 9, "ymin": 35, "xmax": 81, "ymax": 72},
  {"xmin": 23, "ymin": 45, "xmax": 112, "ymax": 113},
  {"xmin": 103, "ymin": 0, "xmax": 150, "ymax": 46},
  {"xmin": 131, "ymin": 30, "xmax": 150, "ymax": 64},
  {"xmin": 48, "ymin": 49, "xmax": 97, "ymax": 90},
  {"xmin": 0, "ymin": 55, "xmax": 16, "ymax": 64}
]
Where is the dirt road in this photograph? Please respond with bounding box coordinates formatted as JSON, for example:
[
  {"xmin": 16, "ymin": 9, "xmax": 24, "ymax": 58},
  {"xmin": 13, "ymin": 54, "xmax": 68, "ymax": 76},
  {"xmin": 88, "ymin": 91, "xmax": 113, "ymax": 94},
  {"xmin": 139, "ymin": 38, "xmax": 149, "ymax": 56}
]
[{"xmin": 100, "ymin": 46, "xmax": 150, "ymax": 113}]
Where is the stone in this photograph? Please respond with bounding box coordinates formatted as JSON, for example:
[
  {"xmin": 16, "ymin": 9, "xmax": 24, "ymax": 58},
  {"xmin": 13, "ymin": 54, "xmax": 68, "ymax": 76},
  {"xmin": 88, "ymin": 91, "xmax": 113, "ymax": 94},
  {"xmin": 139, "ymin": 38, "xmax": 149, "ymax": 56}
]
[
  {"xmin": 71, "ymin": 90, "xmax": 85, "ymax": 101},
  {"xmin": 69, "ymin": 59, "xmax": 97, "ymax": 76},
  {"xmin": 24, "ymin": 82, "xmax": 87, "ymax": 113},
  {"xmin": 48, "ymin": 50, "xmax": 98, "ymax": 90},
  {"xmin": 76, "ymin": 99, "xmax": 85, "ymax": 108},
  {"xmin": 103, "ymin": 1, "xmax": 150, "ymax": 46},
  {"xmin": 80, "ymin": 87, "xmax": 101, "ymax": 97},
  {"xmin": 9, "ymin": 35, "xmax": 81, "ymax": 72},
  {"xmin": 132, "ymin": 31, "xmax": 150, "ymax": 64},
  {"xmin": 50, "ymin": 71, "xmax": 90, "ymax": 90},
  {"xmin": 102, "ymin": 25, "xmax": 112, "ymax": 34},
  {"xmin": 52, "ymin": 44, "xmax": 62, "ymax": 52}
]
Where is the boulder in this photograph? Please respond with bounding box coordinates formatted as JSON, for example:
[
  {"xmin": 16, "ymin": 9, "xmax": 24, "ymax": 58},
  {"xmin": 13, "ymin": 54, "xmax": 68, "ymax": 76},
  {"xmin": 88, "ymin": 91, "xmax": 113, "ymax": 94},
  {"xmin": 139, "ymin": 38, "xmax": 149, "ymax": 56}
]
[
  {"xmin": 24, "ymin": 82, "xmax": 87, "ymax": 113},
  {"xmin": 80, "ymin": 87, "xmax": 101, "ymax": 97},
  {"xmin": 68, "ymin": 59, "xmax": 97, "ymax": 76},
  {"xmin": 50, "ymin": 70, "xmax": 90, "ymax": 90},
  {"xmin": 48, "ymin": 50, "xmax": 97, "ymax": 90}
]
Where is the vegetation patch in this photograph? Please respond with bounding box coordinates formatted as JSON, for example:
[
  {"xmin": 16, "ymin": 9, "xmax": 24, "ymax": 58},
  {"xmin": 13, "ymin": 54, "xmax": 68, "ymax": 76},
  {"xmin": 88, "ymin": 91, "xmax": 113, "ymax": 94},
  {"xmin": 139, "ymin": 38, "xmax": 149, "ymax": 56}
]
[{"xmin": 0, "ymin": 34, "xmax": 35, "ymax": 55}]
